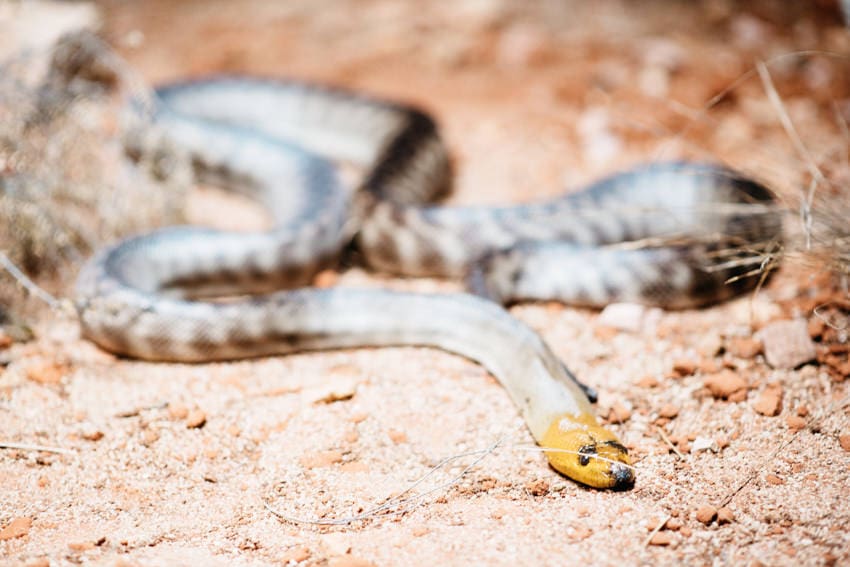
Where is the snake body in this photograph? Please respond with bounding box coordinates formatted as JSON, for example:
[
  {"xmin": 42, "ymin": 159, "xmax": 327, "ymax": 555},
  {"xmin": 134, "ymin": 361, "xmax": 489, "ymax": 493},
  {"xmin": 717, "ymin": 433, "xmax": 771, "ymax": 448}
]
[{"xmin": 76, "ymin": 77, "xmax": 782, "ymax": 489}]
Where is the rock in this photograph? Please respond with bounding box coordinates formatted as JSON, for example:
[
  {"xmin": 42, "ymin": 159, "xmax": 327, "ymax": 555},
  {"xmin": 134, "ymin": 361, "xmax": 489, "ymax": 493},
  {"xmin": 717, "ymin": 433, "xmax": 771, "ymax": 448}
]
[
  {"xmin": 766, "ymin": 474, "xmax": 784, "ymax": 485},
  {"xmin": 717, "ymin": 507, "xmax": 735, "ymax": 525},
  {"xmin": 525, "ymin": 478, "xmax": 550, "ymax": 496},
  {"xmin": 657, "ymin": 404, "xmax": 679, "ymax": 419},
  {"xmin": 752, "ymin": 383, "xmax": 783, "ymax": 416},
  {"xmin": 727, "ymin": 336, "xmax": 763, "ymax": 359},
  {"xmin": 185, "ymin": 409, "xmax": 207, "ymax": 429},
  {"xmin": 691, "ymin": 436, "xmax": 719, "ymax": 453},
  {"xmin": 839, "ymin": 435, "xmax": 850, "ymax": 452},
  {"xmin": 606, "ymin": 401, "xmax": 632, "ymax": 423},
  {"xmin": 648, "ymin": 532, "xmax": 673, "ymax": 546},
  {"xmin": 300, "ymin": 450, "xmax": 344, "ymax": 469},
  {"xmin": 758, "ymin": 319, "xmax": 816, "ymax": 369},
  {"xmin": 785, "ymin": 415, "xmax": 806, "ymax": 431},
  {"xmin": 0, "ymin": 517, "xmax": 32, "ymax": 540},
  {"xmin": 672, "ymin": 359, "xmax": 698, "ymax": 378},
  {"xmin": 597, "ymin": 302, "xmax": 646, "ymax": 333},
  {"xmin": 695, "ymin": 505, "xmax": 717, "ymax": 525},
  {"xmin": 704, "ymin": 370, "xmax": 748, "ymax": 400}
]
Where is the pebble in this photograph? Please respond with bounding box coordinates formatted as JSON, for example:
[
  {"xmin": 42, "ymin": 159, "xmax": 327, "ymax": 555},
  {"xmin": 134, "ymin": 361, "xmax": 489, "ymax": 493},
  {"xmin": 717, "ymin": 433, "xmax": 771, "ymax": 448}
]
[
  {"xmin": 0, "ymin": 517, "xmax": 32, "ymax": 540},
  {"xmin": 300, "ymin": 450, "xmax": 344, "ymax": 468},
  {"xmin": 758, "ymin": 319, "xmax": 816, "ymax": 369},
  {"xmin": 766, "ymin": 474, "xmax": 785, "ymax": 485},
  {"xmin": 597, "ymin": 302, "xmax": 646, "ymax": 332},
  {"xmin": 752, "ymin": 383, "xmax": 783, "ymax": 416},
  {"xmin": 607, "ymin": 402, "xmax": 632, "ymax": 423},
  {"xmin": 703, "ymin": 370, "xmax": 748, "ymax": 400},
  {"xmin": 648, "ymin": 532, "xmax": 673, "ymax": 546},
  {"xmin": 185, "ymin": 409, "xmax": 207, "ymax": 429},
  {"xmin": 657, "ymin": 404, "xmax": 679, "ymax": 419},
  {"xmin": 717, "ymin": 507, "xmax": 735, "ymax": 525},
  {"xmin": 525, "ymin": 478, "xmax": 550, "ymax": 496},
  {"xmin": 691, "ymin": 436, "xmax": 719, "ymax": 453},
  {"xmin": 636, "ymin": 375, "xmax": 659, "ymax": 388},
  {"xmin": 672, "ymin": 359, "xmax": 698, "ymax": 378},
  {"xmin": 695, "ymin": 505, "xmax": 717, "ymax": 525},
  {"xmin": 839, "ymin": 435, "xmax": 850, "ymax": 452},
  {"xmin": 727, "ymin": 336, "xmax": 763, "ymax": 359},
  {"xmin": 785, "ymin": 415, "xmax": 807, "ymax": 431},
  {"xmin": 25, "ymin": 360, "xmax": 67, "ymax": 384},
  {"xmin": 168, "ymin": 402, "xmax": 189, "ymax": 420}
]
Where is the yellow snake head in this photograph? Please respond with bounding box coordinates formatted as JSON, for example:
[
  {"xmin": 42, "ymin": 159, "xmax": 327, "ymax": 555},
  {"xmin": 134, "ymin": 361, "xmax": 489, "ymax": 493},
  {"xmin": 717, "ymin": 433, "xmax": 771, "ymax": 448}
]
[{"xmin": 541, "ymin": 413, "xmax": 634, "ymax": 489}]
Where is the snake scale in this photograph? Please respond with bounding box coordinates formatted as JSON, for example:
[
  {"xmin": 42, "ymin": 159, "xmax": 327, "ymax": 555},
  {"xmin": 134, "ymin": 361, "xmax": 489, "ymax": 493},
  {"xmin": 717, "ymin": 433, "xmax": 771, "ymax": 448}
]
[{"xmin": 75, "ymin": 76, "xmax": 783, "ymax": 489}]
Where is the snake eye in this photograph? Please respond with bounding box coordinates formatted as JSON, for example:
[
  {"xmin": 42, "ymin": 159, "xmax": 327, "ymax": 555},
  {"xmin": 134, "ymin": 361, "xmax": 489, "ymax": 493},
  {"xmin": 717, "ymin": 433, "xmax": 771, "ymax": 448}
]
[{"xmin": 578, "ymin": 444, "xmax": 597, "ymax": 467}]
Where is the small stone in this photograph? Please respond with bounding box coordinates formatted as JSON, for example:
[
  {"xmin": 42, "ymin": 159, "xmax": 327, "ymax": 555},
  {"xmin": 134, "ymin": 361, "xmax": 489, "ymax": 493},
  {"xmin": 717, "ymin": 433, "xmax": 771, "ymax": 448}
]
[
  {"xmin": 697, "ymin": 334, "xmax": 723, "ymax": 357},
  {"xmin": 569, "ymin": 527, "xmax": 593, "ymax": 541},
  {"xmin": 80, "ymin": 428, "xmax": 104, "ymax": 442},
  {"xmin": 68, "ymin": 540, "xmax": 96, "ymax": 551},
  {"xmin": 606, "ymin": 402, "xmax": 632, "ymax": 423},
  {"xmin": 679, "ymin": 526, "xmax": 692, "ymax": 537},
  {"xmin": 727, "ymin": 336, "xmax": 763, "ymax": 359},
  {"xmin": 387, "ymin": 429, "xmax": 407, "ymax": 444},
  {"xmin": 766, "ymin": 474, "xmax": 785, "ymax": 485},
  {"xmin": 691, "ymin": 436, "xmax": 719, "ymax": 453},
  {"xmin": 411, "ymin": 526, "xmax": 429, "ymax": 537},
  {"xmin": 280, "ymin": 546, "xmax": 311, "ymax": 564},
  {"xmin": 839, "ymin": 435, "xmax": 850, "ymax": 452},
  {"xmin": 0, "ymin": 517, "xmax": 32, "ymax": 540},
  {"xmin": 785, "ymin": 415, "xmax": 806, "ymax": 431},
  {"xmin": 185, "ymin": 409, "xmax": 207, "ymax": 429},
  {"xmin": 796, "ymin": 405, "xmax": 809, "ymax": 417},
  {"xmin": 672, "ymin": 359, "xmax": 698, "ymax": 377},
  {"xmin": 648, "ymin": 532, "xmax": 673, "ymax": 546},
  {"xmin": 717, "ymin": 507, "xmax": 735, "ymax": 524},
  {"xmin": 758, "ymin": 319, "xmax": 816, "ymax": 369},
  {"xmin": 752, "ymin": 383, "xmax": 783, "ymax": 416},
  {"xmin": 597, "ymin": 303, "xmax": 646, "ymax": 333},
  {"xmin": 696, "ymin": 505, "xmax": 717, "ymax": 524},
  {"xmin": 525, "ymin": 478, "xmax": 550, "ymax": 496},
  {"xmin": 665, "ymin": 517, "xmax": 683, "ymax": 531},
  {"xmin": 636, "ymin": 375, "xmax": 659, "ymax": 388},
  {"xmin": 300, "ymin": 450, "xmax": 344, "ymax": 469},
  {"xmin": 140, "ymin": 429, "xmax": 159, "ymax": 446},
  {"xmin": 657, "ymin": 404, "xmax": 679, "ymax": 419},
  {"xmin": 25, "ymin": 361, "xmax": 67, "ymax": 385},
  {"xmin": 168, "ymin": 402, "xmax": 189, "ymax": 420},
  {"xmin": 704, "ymin": 370, "xmax": 748, "ymax": 400}
]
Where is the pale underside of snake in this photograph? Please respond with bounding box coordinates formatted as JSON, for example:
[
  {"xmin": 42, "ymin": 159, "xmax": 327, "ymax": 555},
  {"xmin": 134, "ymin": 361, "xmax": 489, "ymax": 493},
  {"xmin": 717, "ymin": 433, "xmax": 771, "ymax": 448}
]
[{"xmin": 75, "ymin": 77, "xmax": 783, "ymax": 489}]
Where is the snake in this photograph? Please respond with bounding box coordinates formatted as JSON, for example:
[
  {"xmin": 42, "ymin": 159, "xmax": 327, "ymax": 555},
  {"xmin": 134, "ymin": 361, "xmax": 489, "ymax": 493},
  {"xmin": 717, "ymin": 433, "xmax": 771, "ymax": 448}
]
[{"xmin": 73, "ymin": 75, "xmax": 783, "ymax": 490}]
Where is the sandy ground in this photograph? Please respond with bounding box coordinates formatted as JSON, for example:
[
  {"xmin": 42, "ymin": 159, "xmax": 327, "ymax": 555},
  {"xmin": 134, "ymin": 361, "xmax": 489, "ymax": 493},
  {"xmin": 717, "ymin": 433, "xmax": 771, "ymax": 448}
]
[{"xmin": 2, "ymin": 1, "xmax": 850, "ymax": 565}]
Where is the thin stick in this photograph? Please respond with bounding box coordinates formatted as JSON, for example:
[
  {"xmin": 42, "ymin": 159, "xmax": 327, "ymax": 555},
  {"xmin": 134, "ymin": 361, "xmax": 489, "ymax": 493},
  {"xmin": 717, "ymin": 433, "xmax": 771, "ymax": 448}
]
[
  {"xmin": 264, "ymin": 435, "xmax": 510, "ymax": 526},
  {"xmin": 0, "ymin": 250, "xmax": 59, "ymax": 309},
  {"xmin": 656, "ymin": 427, "xmax": 685, "ymax": 461},
  {"xmin": 643, "ymin": 513, "xmax": 672, "ymax": 547},
  {"xmin": 755, "ymin": 60, "xmax": 826, "ymax": 191},
  {"xmin": 719, "ymin": 432, "xmax": 798, "ymax": 508},
  {"xmin": 0, "ymin": 441, "xmax": 76, "ymax": 455}
]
